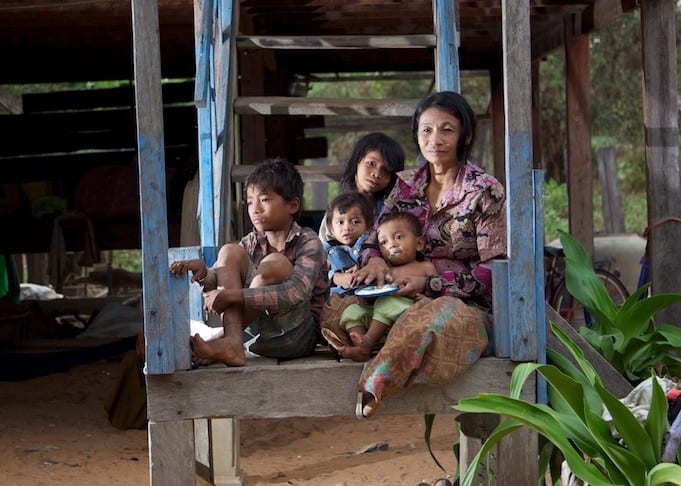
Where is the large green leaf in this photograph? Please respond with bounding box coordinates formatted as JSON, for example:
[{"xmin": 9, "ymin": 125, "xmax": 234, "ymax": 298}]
[
  {"xmin": 614, "ymin": 294, "xmax": 681, "ymax": 344},
  {"xmin": 645, "ymin": 463, "xmax": 681, "ymax": 486},
  {"xmin": 595, "ymin": 381, "xmax": 656, "ymax": 469},
  {"xmin": 559, "ymin": 230, "xmax": 617, "ymax": 326},
  {"xmin": 656, "ymin": 324, "xmax": 681, "ymax": 346},
  {"xmin": 547, "ymin": 349, "xmax": 604, "ymax": 414},
  {"xmin": 455, "ymin": 396, "xmax": 614, "ymax": 486},
  {"xmin": 549, "ymin": 323, "xmax": 601, "ymax": 387},
  {"xmin": 643, "ymin": 374, "xmax": 668, "ymax": 462}
]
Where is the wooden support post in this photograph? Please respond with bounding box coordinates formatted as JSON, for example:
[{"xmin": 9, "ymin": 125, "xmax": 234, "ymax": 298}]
[
  {"xmin": 531, "ymin": 60, "xmax": 542, "ymax": 170},
  {"xmin": 208, "ymin": 418, "xmax": 243, "ymax": 485},
  {"xmin": 597, "ymin": 147, "xmax": 625, "ymax": 235},
  {"xmin": 502, "ymin": 0, "xmax": 538, "ymax": 364},
  {"xmin": 565, "ymin": 18, "xmax": 594, "ymax": 257},
  {"xmin": 433, "ymin": 0, "xmax": 460, "ymax": 92},
  {"xmin": 640, "ymin": 0, "xmax": 681, "ymax": 325},
  {"xmin": 490, "ymin": 67, "xmax": 506, "ymax": 186},
  {"xmin": 149, "ymin": 420, "xmax": 196, "ymax": 484},
  {"xmin": 486, "ymin": 1, "xmax": 539, "ymax": 481}
]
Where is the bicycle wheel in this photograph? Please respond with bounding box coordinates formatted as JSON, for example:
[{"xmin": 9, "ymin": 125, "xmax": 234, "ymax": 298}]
[
  {"xmin": 550, "ymin": 270, "xmax": 629, "ymax": 328},
  {"xmin": 595, "ymin": 268, "xmax": 629, "ymax": 306},
  {"xmin": 550, "ymin": 279, "xmax": 584, "ymax": 328}
]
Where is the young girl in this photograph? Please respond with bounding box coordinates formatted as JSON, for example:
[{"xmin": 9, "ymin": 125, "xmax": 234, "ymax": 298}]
[
  {"xmin": 323, "ymin": 192, "xmax": 374, "ymax": 294},
  {"xmin": 318, "ymin": 132, "xmax": 405, "ymax": 242}
]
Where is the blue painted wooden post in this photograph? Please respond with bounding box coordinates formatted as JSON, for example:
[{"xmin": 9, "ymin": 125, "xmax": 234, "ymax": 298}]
[
  {"xmin": 433, "ymin": 0, "xmax": 460, "ymax": 93},
  {"xmin": 492, "ymin": 259, "xmax": 510, "ymax": 358},
  {"xmin": 168, "ymin": 247, "xmax": 203, "ymax": 370},
  {"xmin": 534, "ymin": 170, "xmax": 547, "ymax": 404},
  {"xmin": 212, "ymin": 0, "xmax": 235, "ymax": 246},
  {"xmin": 502, "ymin": 1, "xmax": 538, "ymax": 363},
  {"xmin": 194, "ymin": 0, "xmax": 217, "ymax": 253},
  {"xmin": 131, "ymin": 0, "xmax": 174, "ymax": 375}
]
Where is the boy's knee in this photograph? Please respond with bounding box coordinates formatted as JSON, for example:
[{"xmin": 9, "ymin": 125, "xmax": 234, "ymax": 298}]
[
  {"xmin": 216, "ymin": 243, "xmax": 247, "ymax": 266},
  {"xmin": 256, "ymin": 254, "xmax": 293, "ymax": 286}
]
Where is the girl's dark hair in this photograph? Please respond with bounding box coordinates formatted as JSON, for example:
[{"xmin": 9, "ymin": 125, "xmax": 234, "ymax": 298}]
[
  {"xmin": 339, "ymin": 132, "xmax": 405, "ymax": 199},
  {"xmin": 326, "ymin": 192, "xmax": 374, "ymax": 228},
  {"xmin": 244, "ymin": 157, "xmax": 303, "ymax": 220},
  {"xmin": 411, "ymin": 91, "xmax": 477, "ymax": 166}
]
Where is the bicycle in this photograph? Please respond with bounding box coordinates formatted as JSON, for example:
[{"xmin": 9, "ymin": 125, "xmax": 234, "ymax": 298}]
[{"xmin": 544, "ymin": 245, "xmax": 630, "ymax": 328}]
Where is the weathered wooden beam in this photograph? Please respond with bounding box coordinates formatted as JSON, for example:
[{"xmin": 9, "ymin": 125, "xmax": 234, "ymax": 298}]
[
  {"xmin": 640, "ymin": 0, "xmax": 681, "ymax": 325},
  {"xmin": 434, "ymin": 0, "xmax": 460, "ymax": 92},
  {"xmin": 502, "ymin": 0, "xmax": 539, "ymax": 363},
  {"xmin": 146, "ymin": 356, "xmax": 518, "ymax": 421},
  {"xmin": 231, "ymin": 164, "xmax": 342, "ymax": 183},
  {"xmin": 237, "ymin": 34, "xmax": 435, "ymax": 49},
  {"xmin": 131, "ymin": 0, "xmax": 173, "ymax": 375},
  {"xmin": 546, "ymin": 305, "xmax": 633, "ymax": 398},
  {"xmin": 565, "ymin": 17, "xmax": 593, "ymax": 258},
  {"xmin": 0, "ymin": 86, "xmax": 22, "ymax": 114},
  {"xmin": 0, "ymin": 106, "xmax": 195, "ymax": 156},
  {"xmin": 234, "ymin": 96, "xmax": 417, "ymax": 116},
  {"xmin": 21, "ymin": 82, "xmax": 193, "ymax": 114},
  {"xmin": 597, "ymin": 147, "xmax": 625, "ymax": 235},
  {"xmin": 304, "ymin": 117, "xmax": 410, "ymax": 136}
]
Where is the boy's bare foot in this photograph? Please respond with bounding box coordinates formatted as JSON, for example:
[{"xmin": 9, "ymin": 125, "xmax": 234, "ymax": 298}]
[
  {"xmin": 190, "ymin": 334, "xmax": 246, "ymax": 367},
  {"xmin": 337, "ymin": 344, "xmax": 373, "ymax": 362}
]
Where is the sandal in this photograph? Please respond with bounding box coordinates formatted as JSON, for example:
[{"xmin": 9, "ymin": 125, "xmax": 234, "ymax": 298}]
[
  {"xmin": 355, "ymin": 391, "xmax": 380, "ymax": 419},
  {"xmin": 319, "ymin": 293, "xmax": 364, "ymax": 349},
  {"xmin": 321, "ymin": 327, "xmax": 351, "ymax": 351}
]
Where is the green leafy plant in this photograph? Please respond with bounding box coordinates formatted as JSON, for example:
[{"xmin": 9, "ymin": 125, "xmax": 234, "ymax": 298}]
[
  {"xmin": 559, "ymin": 229, "xmax": 681, "ymax": 382},
  {"xmin": 454, "ymin": 323, "xmax": 681, "ymax": 486}
]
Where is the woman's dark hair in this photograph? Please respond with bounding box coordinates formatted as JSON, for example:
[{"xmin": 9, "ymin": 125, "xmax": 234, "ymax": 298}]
[
  {"xmin": 339, "ymin": 132, "xmax": 405, "ymax": 199},
  {"xmin": 411, "ymin": 91, "xmax": 477, "ymax": 166},
  {"xmin": 326, "ymin": 192, "xmax": 375, "ymax": 228},
  {"xmin": 244, "ymin": 157, "xmax": 303, "ymax": 220}
]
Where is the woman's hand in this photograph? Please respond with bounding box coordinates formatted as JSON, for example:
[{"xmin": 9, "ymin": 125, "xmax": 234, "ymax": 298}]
[
  {"xmin": 353, "ymin": 257, "xmax": 391, "ymax": 287},
  {"xmin": 393, "ymin": 275, "xmax": 428, "ymax": 299},
  {"xmin": 169, "ymin": 259, "xmax": 208, "ymax": 283}
]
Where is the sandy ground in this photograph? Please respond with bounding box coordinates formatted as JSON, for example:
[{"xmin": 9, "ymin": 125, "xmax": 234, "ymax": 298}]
[{"xmin": 0, "ymin": 357, "xmax": 459, "ymax": 486}]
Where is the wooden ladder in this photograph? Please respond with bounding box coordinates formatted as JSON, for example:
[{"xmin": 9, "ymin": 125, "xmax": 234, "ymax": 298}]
[{"xmin": 197, "ymin": 0, "xmax": 461, "ymax": 240}]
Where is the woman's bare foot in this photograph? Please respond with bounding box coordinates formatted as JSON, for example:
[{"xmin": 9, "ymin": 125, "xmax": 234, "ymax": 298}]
[{"xmin": 190, "ymin": 334, "xmax": 246, "ymax": 367}]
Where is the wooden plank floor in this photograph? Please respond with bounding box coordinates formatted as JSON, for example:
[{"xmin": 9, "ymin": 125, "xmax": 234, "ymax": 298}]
[{"xmin": 147, "ymin": 353, "xmax": 524, "ymax": 422}]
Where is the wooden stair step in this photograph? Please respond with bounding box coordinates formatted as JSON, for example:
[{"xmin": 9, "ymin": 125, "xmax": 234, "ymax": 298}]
[
  {"xmin": 234, "ymin": 96, "xmax": 418, "ymax": 116},
  {"xmin": 231, "ymin": 163, "xmax": 342, "ymax": 183},
  {"xmin": 236, "ymin": 34, "xmax": 436, "ymax": 49}
]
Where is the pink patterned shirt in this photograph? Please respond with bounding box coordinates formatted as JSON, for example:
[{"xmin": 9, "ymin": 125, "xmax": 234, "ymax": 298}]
[{"xmin": 361, "ymin": 161, "xmax": 507, "ymax": 309}]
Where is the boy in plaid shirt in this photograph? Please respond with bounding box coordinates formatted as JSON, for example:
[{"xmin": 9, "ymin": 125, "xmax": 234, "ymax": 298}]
[{"xmin": 170, "ymin": 158, "xmax": 329, "ymax": 366}]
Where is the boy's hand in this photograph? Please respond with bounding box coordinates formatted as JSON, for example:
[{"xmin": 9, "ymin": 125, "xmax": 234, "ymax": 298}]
[
  {"xmin": 170, "ymin": 259, "xmax": 208, "ymax": 283},
  {"xmin": 204, "ymin": 288, "xmax": 227, "ymax": 314}
]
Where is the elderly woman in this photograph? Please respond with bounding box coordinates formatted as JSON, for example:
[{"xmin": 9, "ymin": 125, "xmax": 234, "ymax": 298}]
[{"xmin": 352, "ymin": 91, "xmax": 507, "ymax": 418}]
